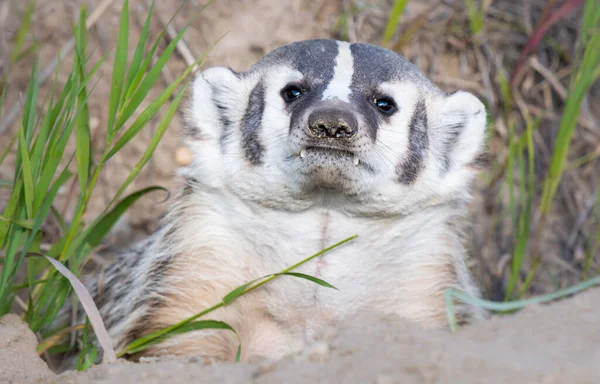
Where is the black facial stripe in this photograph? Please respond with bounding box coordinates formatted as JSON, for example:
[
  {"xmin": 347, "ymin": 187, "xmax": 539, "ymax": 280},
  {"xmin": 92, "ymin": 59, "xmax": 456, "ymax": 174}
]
[
  {"xmin": 241, "ymin": 82, "xmax": 266, "ymax": 165},
  {"xmin": 442, "ymin": 119, "xmax": 466, "ymax": 172},
  {"xmin": 252, "ymin": 41, "xmax": 339, "ymax": 140},
  {"xmin": 349, "ymin": 44, "xmax": 413, "ymax": 143},
  {"xmin": 397, "ymin": 99, "xmax": 429, "ymax": 185}
]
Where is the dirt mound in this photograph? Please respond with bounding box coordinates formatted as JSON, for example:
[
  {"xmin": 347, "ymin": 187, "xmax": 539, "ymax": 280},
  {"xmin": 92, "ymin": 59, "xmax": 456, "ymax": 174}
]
[
  {"xmin": 2, "ymin": 288, "xmax": 599, "ymax": 383},
  {"xmin": 0, "ymin": 314, "xmax": 54, "ymax": 384}
]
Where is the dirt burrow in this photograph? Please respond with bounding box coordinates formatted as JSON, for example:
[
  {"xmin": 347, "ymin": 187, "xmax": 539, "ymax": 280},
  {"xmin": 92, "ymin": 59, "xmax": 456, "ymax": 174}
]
[{"xmin": 2, "ymin": 287, "xmax": 599, "ymax": 384}]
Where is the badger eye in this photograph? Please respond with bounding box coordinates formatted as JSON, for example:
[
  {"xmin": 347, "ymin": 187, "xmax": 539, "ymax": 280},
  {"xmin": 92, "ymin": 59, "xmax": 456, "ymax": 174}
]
[
  {"xmin": 374, "ymin": 97, "xmax": 397, "ymax": 115},
  {"xmin": 281, "ymin": 85, "xmax": 303, "ymax": 103}
]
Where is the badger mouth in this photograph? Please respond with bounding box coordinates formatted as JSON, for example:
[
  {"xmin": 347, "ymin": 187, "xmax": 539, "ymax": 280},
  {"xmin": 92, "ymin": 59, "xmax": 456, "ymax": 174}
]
[{"xmin": 299, "ymin": 146, "xmax": 360, "ymax": 166}]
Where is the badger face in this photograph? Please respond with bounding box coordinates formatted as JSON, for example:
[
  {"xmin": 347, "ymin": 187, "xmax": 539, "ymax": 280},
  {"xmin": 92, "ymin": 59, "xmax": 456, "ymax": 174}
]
[{"xmin": 183, "ymin": 39, "xmax": 487, "ymax": 215}]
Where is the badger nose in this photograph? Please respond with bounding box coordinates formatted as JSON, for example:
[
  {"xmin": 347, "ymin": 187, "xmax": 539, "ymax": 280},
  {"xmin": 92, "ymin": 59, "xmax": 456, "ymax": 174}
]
[{"xmin": 307, "ymin": 108, "xmax": 358, "ymax": 139}]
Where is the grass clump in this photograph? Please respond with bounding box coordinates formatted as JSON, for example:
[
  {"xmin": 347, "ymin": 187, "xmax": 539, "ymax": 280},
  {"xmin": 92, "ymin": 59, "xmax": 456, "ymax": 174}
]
[
  {"xmin": 0, "ymin": 0, "xmax": 211, "ymax": 369},
  {"xmin": 445, "ymin": 0, "xmax": 600, "ymax": 323}
]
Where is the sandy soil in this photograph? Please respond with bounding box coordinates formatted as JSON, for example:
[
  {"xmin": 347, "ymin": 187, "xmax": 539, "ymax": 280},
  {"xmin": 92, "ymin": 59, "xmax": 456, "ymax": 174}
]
[{"xmin": 2, "ymin": 287, "xmax": 600, "ymax": 383}]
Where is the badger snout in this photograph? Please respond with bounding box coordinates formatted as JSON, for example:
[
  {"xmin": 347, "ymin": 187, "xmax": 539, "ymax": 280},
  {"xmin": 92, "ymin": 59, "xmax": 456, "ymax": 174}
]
[{"xmin": 307, "ymin": 107, "xmax": 358, "ymax": 140}]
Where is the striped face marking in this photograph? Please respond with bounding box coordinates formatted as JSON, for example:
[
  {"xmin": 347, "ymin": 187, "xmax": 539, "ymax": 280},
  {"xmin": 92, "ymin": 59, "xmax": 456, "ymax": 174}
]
[{"xmin": 321, "ymin": 42, "xmax": 354, "ymax": 102}]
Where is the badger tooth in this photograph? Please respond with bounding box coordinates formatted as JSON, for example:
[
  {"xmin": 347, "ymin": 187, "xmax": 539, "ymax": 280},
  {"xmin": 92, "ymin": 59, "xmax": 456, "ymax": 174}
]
[
  {"xmin": 300, "ymin": 149, "xmax": 306, "ymax": 159},
  {"xmin": 353, "ymin": 156, "xmax": 359, "ymax": 166}
]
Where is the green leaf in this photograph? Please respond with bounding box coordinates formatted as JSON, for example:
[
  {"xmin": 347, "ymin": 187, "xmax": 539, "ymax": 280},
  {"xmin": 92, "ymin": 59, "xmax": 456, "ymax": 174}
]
[
  {"xmin": 222, "ymin": 277, "xmax": 267, "ymax": 305},
  {"xmin": 74, "ymin": 5, "xmax": 92, "ymax": 197},
  {"xmin": 84, "ymin": 186, "xmax": 168, "ymax": 248},
  {"xmin": 445, "ymin": 275, "xmax": 600, "ymax": 332},
  {"xmin": 115, "ymin": 24, "xmax": 190, "ymax": 129},
  {"xmin": 124, "ymin": 0, "xmax": 153, "ymax": 94},
  {"xmin": 107, "ymin": 42, "xmax": 215, "ymax": 160},
  {"xmin": 0, "ymin": 129, "xmax": 18, "ymax": 168},
  {"xmin": 18, "ymin": 127, "xmax": 34, "ymax": 218},
  {"xmin": 540, "ymin": 30, "xmax": 600, "ymax": 213},
  {"xmin": 381, "ymin": 0, "xmax": 409, "ymax": 44},
  {"xmin": 108, "ymin": 85, "xmax": 188, "ymax": 205},
  {"xmin": 107, "ymin": 0, "xmax": 130, "ymax": 140},
  {"xmin": 125, "ymin": 320, "xmax": 240, "ymax": 357},
  {"xmin": 33, "ymin": 73, "xmax": 99, "ymax": 213},
  {"xmin": 21, "ymin": 59, "xmax": 40, "ymax": 146},
  {"xmin": 0, "ymin": 215, "xmax": 34, "ymax": 230},
  {"xmin": 10, "ymin": 0, "xmax": 35, "ymax": 65},
  {"xmin": 276, "ymin": 272, "xmax": 338, "ymax": 290},
  {"xmin": 118, "ymin": 0, "xmax": 199, "ymax": 118}
]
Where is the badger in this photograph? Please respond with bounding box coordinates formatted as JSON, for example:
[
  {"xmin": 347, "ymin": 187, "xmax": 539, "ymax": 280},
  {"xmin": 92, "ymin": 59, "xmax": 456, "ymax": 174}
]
[{"xmin": 71, "ymin": 39, "xmax": 489, "ymax": 364}]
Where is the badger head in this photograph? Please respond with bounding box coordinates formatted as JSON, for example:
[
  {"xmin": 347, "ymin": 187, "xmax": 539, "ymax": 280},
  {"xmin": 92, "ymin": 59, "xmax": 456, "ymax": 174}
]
[{"xmin": 182, "ymin": 39, "xmax": 488, "ymax": 215}]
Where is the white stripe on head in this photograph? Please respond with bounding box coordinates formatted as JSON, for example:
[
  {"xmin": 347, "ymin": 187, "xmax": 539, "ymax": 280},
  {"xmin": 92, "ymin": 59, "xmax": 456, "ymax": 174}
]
[{"xmin": 321, "ymin": 41, "xmax": 354, "ymax": 102}]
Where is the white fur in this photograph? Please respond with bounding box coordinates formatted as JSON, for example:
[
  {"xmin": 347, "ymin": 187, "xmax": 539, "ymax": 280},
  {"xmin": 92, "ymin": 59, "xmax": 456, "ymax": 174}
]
[{"xmin": 321, "ymin": 41, "xmax": 353, "ymax": 102}]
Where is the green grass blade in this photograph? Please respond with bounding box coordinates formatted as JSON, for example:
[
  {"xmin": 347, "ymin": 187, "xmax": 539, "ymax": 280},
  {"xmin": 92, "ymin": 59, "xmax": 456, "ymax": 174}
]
[
  {"xmin": 10, "ymin": 0, "xmax": 36, "ymax": 64},
  {"xmin": 33, "ymin": 88, "xmax": 85, "ymax": 213},
  {"xmin": 21, "ymin": 59, "xmax": 40, "ymax": 146},
  {"xmin": 107, "ymin": 41, "xmax": 216, "ymax": 160},
  {"xmin": 0, "ymin": 131, "xmax": 18, "ymax": 167},
  {"xmin": 0, "ymin": 167, "xmax": 71, "ymax": 314},
  {"xmin": 276, "ymin": 272, "xmax": 338, "ymax": 290},
  {"xmin": 22, "ymin": 166, "xmax": 72, "ymax": 258},
  {"xmin": 381, "ymin": 0, "xmax": 409, "ymax": 44},
  {"xmin": 124, "ymin": 0, "xmax": 153, "ymax": 94},
  {"xmin": 57, "ymin": 87, "xmax": 186, "ymax": 264},
  {"xmin": 0, "ymin": 224, "xmax": 25, "ymax": 313},
  {"xmin": 0, "ymin": 216, "xmax": 34, "ymax": 230},
  {"xmin": 18, "ymin": 128, "xmax": 34, "ymax": 218},
  {"xmin": 0, "ymin": 77, "xmax": 8, "ymax": 123},
  {"xmin": 84, "ymin": 186, "xmax": 167, "ymax": 248},
  {"xmin": 540, "ymin": 32, "xmax": 600, "ymax": 213},
  {"xmin": 74, "ymin": 5, "xmax": 92, "ymax": 197},
  {"xmin": 125, "ymin": 320, "xmax": 240, "ymax": 357},
  {"xmin": 107, "ymin": 85, "xmax": 188, "ymax": 205},
  {"xmin": 221, "ymin": 277, "xmax": 267, "ymax": 305},
  {"xmin": 115, "ymin": 24, "xmax": 190, "ymax": 129},
  {"xmin": 0, "ymin": 179, "xmax": 23, "ymax": 247},
  {"xmin": 29, "ymin": 85, "xmax": 58, "ymax": 182},
  {"xmin": 465, "ymin": 0, "xmax": 485, "ymax": 36},
  {"xmin": 581, "ymin": 0, "xmax": 600, "ymax": 46},
  {"xmin": 120, "ymin": 30, "xmax": 166, "ymax": 106},
  {"xmin": 445, "ymin": 275, "xmax": 600, "ymax": 332},
  {"xmin": 106, "ymin": 0, "xmax": 130, "ymax": 141}
]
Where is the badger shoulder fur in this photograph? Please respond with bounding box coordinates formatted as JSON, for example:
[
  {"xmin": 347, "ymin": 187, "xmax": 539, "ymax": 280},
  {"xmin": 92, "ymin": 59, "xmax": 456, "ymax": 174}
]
[{"xmin": 65, "ymin": 39, "xmax": 489, "ymax": 363}]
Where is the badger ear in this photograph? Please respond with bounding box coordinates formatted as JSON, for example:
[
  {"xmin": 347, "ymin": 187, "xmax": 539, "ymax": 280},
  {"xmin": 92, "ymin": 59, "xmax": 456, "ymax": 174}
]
[
  {"xmin": 431, "ymin": 91, "xmax": 488, "ymax": 173},
  {"xmin": 183, "ymin": 66, "xmax": 245, "ymax": 141}
]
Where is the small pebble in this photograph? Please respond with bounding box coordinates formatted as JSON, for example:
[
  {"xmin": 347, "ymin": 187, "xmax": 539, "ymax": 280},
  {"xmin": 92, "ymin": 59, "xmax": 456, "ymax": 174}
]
[{"xmin": 175, "ymin": 146, "xmax": 193, "ymax": 166}]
